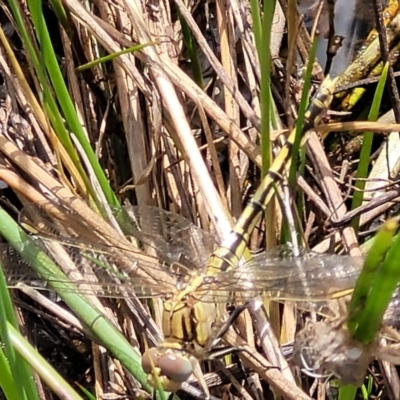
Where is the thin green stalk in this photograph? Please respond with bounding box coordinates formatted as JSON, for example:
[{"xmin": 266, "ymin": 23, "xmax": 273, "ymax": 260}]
[
  {"xmin": 251, "ymin": 0, "xmax": 276, "ymax": 176},
  {"xmin": 8, "ymin": 323, "xmax": 83, "ymax": 400},
  {"xmin": 260, "ymin": 0, "xmax": 275, "ymax": 177},
  {"xmin": 289, "ymin": 38, "xmax": 318, "ymax": 189},
  {"xmin": 0, "ymin": 301, "xmax": 32, "ymax": 400},
  {"xmin": 0, "ymin": 245, "xmax": 38, "ymax": 400},
  {"xmin": 351, "ymin": 62, "xmax": 389, "ymax": 231},
  {"xmin": 290, "ymin": 39, "xmax": 318, "ymax": 241},
  {"xmin": 77, "ymin": 43, "xmax": 157, "ymax": 72},
  {"xmin": 250, "ymin": 0, "xmax": 277, "ymax": 248},
  {"xmin": 177, "ymin": 10, "xmax": 204, "ymax": 88}
]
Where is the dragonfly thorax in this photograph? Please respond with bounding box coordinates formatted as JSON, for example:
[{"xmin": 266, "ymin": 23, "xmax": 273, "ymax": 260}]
[{"xmin": 162, "ymin": 294, "xmax": 219, "ymax": 346}]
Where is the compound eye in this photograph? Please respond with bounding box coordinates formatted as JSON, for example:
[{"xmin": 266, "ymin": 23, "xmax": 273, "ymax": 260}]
[
  {"xmin": 158, "ymin": 353, "xmax": 193, "ymax": 383},
  {"xmin": 142, "ymin": 348, "xmax": 160, "ymax": 373}
]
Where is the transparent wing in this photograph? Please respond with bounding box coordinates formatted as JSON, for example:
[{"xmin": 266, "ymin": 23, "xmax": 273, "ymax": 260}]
[
  {"xmin": 115, "ymin": 205, "xmax": 217, "ymax": 269},
  {"xmin": 8, "ymin": 202, "xmax": 363, "ymax": 302},
  {"xmin": 19, "ymin": 203, "xmax": 217, "ymax": 272},
  {"xmin": 3, "ymin": 242, "xmax": 363, "ymax": 301},
  {"xmin": 1, "ymin": 239, "xmax": 180, "ymax": 297},
  {"xmin": 4, "ymin": 202, "xmax": 218, "ymax": 297},
  {"xmin": 196, "ymin": 248, "xmax": 363, "ymax": 302}
]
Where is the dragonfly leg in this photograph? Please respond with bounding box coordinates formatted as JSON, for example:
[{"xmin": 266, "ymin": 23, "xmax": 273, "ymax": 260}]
[{"xmin": 209, "ymin": 303, "xmax": 249, "ymax": 348}]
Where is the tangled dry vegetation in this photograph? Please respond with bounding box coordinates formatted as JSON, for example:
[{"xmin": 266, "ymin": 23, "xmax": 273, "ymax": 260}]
[{"xmin": 0, "ymin": 0, "xmax": 399, "ymax": 399}]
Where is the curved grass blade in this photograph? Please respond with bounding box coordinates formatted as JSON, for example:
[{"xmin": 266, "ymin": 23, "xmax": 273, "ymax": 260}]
[
  {"xmin": 7, "ymin": 322, "xmax": 83, "ymax": 400},
  {"xmin": 76, "ymin": 43, "xmax": 156, "ymax": 72}
]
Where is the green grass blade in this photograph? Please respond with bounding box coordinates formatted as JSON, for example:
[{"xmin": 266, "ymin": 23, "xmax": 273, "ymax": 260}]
[
  {"xmin": 177, "ymin": 10, "xmax": 204, "ymax": 88},
  {"xmin": 250, "ymin": 0, "xmax": 277, "ymax": 174},
  {"xmin": 76, "ymin": 43, "xmax": 156, "ymax": 72},
  {"xmin": 347, "ymin": 218, "xmax": 397, "ymax": 332},
  {"xmin": 250, "ymin": 0, "xmax": 279, "ymax": 248},
  {"xmin": 350, "ymin": 218, "xmax": 400, "ymax": 344},
  {"xmin": 289, "ymin": 40, "xmax": 318, "ymax": 239},
  {"xmin": 351, "ymin": 62, "xmax": 389, "ymax": 231},
  {"xmin": 75, "ymin": 384, "xmax": 96, "ymax": 400},
  {"xmin": 288, "ymin": 38, "xmax": 318, "ymax": 188},
  {"xmin": 258, "ymin": 0, "xmax": 275, "ymax": 177},
  {"xmin": 7, "ymin": 323, "xmax": 83, "ymax": 400},
  {"xmin": 0, "ymin": 347, "xmax": 22, "ymax": 400},
  {"xmin": 338, "ymin": 385, "xmax": 358, "ymax": 400},
  {"xmin": 0, "ymin": 247, "xmax": 39, "ymax": 400}
]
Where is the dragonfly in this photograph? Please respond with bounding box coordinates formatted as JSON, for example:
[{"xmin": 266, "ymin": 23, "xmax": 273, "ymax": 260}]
[
  {"xmin": 5, "ymin": 202, "xmax": 365, "ymax": 398},
  {"xmin": 1, "ymin": 75, "xmax": 353, "ymax": 399}
]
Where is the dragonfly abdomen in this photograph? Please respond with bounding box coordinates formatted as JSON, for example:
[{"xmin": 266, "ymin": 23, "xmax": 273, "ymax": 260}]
[{"xmin": 207, "ymin": 76, "xmax": 338, "ymax": 273}]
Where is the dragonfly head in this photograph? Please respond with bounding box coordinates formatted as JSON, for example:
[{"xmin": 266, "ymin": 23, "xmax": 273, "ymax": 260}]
[{"xmin": 142, "ymin": 347, "xmax": 193, "ymax": 392}]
